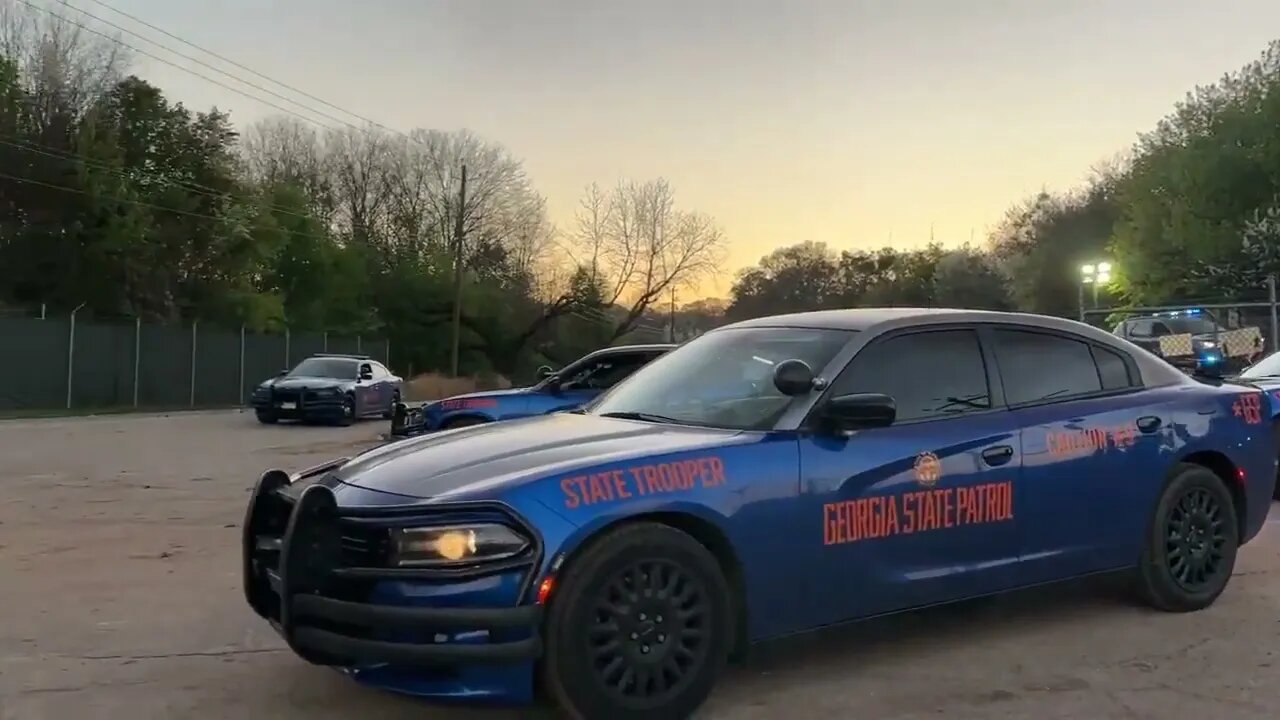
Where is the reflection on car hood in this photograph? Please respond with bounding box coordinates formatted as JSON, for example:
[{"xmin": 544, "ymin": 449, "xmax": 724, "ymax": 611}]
[
  {"xmin": 441, "ymin": 386, "xmax": 532, "ymax": 402},
  {"xmin": 334, "ymin": 413, "xmax": 746, "ymax": 500}
]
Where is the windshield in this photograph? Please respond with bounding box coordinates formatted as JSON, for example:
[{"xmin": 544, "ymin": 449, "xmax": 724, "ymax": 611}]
[
  {"xmin": 589, "ymin": 327, "xmax": 853, "ymax": 430},
  {"xmin": 1241, "ymin": 352, "xmax": 1280, "ymax": 378},
  {"xmin": 288, "ymin": 358, "xmax": 357, "ymax": 379},
  {"xmin": 1163, "ymin": 317, "xmax": 1222, "ymax": 335}
]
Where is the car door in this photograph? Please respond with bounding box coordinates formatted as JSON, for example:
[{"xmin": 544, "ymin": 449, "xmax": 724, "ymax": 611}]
[
  {"xmin": 800, "ymin": 326, "xmax": 1023, "ymax": 626},
  {"xmin": 371, "ymin": 362, "xmax": 394, "ymax": 409},
  {"xmin": 987, "ymin": 326, "xmax": 1172, "ymax": 584},
  {"xmin": 355, "ymin": 361, "xmax": 378, "ymax": 415}
]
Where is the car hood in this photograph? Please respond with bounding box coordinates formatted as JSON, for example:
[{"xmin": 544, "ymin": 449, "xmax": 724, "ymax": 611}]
[
  {"xmin": 268, "ymin": 375, "xmax": 351, "ymax": 389},
  {"xmin": 439, "ymin": 387, "xmax": 532, "ymax": 402},
  {"xmin": 334, "ymin": 413, "xmax": 744, "ymax": 500}
]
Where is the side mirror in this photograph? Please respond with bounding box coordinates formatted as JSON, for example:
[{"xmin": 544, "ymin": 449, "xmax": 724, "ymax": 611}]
[
  {"xmin": 277, "ymin": 369, "xmax": 288, "ymax": 376},
  {"xmin": 773, "ymin": 359, "xmax": 815, "ymax": 396},
  {"xmin": 819, "ymin": 393, "xmax": 897, "ymax": 432},
  {"xmin": 359, "ymin": 367, "xmax": 373, "ymax": 381},
  {"xmin": 536, "ymin": 365, "xmax": 555, "ymax": 380}
]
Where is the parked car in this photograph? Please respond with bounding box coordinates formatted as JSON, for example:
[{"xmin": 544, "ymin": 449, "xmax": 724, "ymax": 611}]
[
  {"xmin": 1112, "ymin": 309, "xmax": 1255, "ymax": 372},
  {"xmin": 243, "ymin": 308, "xmax": 1275, "ymax": 719},
  {"xmin": 389, "ymin": 343, "xmax": 674, "ymax": 436},
  {"xmin": 250, "ymin": 354, "xmax": 401, "ymax": 426}
]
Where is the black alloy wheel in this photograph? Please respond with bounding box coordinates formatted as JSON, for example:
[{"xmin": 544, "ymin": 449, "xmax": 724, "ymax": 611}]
[
  {"xmin": 541, "ymin": 523, "xmax": 733, "ymax": 720},
  {"xmin": 1135, "ymin": 463, "xmax": 1238, "ymax": 612},
  {"xmin": 587, "ymin": 559, "xmax": 711, "ymax": 702}
]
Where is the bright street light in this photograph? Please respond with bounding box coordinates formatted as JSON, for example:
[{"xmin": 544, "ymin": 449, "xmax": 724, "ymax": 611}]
[{"xmin": 1079, "ymin": 260, "xmax": 1113, "ymax": 316}]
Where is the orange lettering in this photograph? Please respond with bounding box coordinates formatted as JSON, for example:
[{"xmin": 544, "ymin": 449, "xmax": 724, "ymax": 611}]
[
  {"xmin": 612, "ymin": 470, "xmax": 632, "ymax": 499},
  {"xmin": 561, "ymin": 477, "xmax": 581, "ymax": 509}
]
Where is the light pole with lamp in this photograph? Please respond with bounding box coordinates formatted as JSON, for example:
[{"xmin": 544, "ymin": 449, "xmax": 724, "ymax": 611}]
[{"xmin": 1079, "ymin": 262, "xmax": 1112, "ymax": 321}]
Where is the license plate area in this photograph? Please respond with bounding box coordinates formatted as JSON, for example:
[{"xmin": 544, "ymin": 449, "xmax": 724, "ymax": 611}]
[{"xmin": 279, "ymin": 401, "xmax": 297, "ymax": 410}]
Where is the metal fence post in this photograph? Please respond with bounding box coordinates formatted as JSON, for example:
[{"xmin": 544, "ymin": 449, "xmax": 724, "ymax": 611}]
[
  {"xmin": 238, "ymin": 325, "xmax": 246, "ymax": 406},
  {"xmin": 190, "ymin": 320, "xmax": 198, "ymax": 408},
  {"xmin": 356, "ymin": 335, "xmax": 362, "ymax": 354},
  {"xmin": 66, "ymin": 303, "xmax": 85, "ymax": 409},
  {"xmin": 386, "ymin": 338, "xmax": 391, "ymax": 368},
  {"xmin": 323, "ymin": 331, "xmax": 329, "ymax": 352},
  {"xmin": 1269, "ymin": 274, "xmax": 1278, "ymax": 352},
  {"xmin": 40, "ymin": 303, "xmax": 46, "ymax": 320},
  {"xmin": 133, "ymin": 317, "xmax": 141, "ymax": 408},
  {"xmin": 284, "ymin": 327, "xmax": 291, "ymax": 368}
]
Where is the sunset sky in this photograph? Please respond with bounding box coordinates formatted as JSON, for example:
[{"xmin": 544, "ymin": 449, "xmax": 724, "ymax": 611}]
[{"xmin": 79, "ymin": 0, "xmax": 1280, "ymax": 298}]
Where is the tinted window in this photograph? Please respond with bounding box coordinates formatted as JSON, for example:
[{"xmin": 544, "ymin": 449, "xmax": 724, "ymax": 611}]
[
  {"xmin": 830, "ymin": 329, "xmax": 990, "ymax": 422},
  {"xmin": 993, "ymin": 330, "xmax": 1101, "ymax": 404},
  {"xmin": 1126, "ymin": 320, "xmax": 1152, "ymax": 338},
  {"xmin": 562, "ymin": 353, "xmax": 652, "ymax": 390},
  {"xmin": 590, "ymin": 327, "xmax": 852, "ymax": 430},
  {"xmin": 1092, "ymin": 345, "xmax": 1133, "ymax": 390},
  {"xmin": 289, "ymin": 357, "xmax": 357, "ymax": 379}
]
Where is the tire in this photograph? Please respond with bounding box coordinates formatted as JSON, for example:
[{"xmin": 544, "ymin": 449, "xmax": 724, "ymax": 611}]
[
  {"xmin": 255, "ymin": 410, "xmax": 278, "ymax": 425},
  {"xmin": 442, "ymin": 416, "xmax": 487, "ymax": 430},
  {"xmin": 382, "ymin": 390, "xmax": 400, "ymax": 420},
  {"xmin": 541, "ymin": 523, "xmax": 734, "ymax": 720},
  {"xmin": 1134, "ymin": 463, "xmax": 1239, "ymax": 612},
  {"xmin": 335, "ymin": 394, "xmax": 356, "ymax": 427}
]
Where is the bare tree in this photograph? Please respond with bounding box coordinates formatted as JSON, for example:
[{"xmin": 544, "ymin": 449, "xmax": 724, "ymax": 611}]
[
  {"xmin": 0, "ymin": 0, "xmax": 128, "ymax": 137},
  {"xmin": 569, "ymin": 178, "xmax": 725, "ymax": 340},
  {"xmin": 240, "ymin": 116, "xmax": 335, "ymax": 222}
]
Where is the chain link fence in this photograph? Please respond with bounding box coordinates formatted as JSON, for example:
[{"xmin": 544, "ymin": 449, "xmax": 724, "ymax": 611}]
[{"xmin": 0, "ymin": 310, "xmax": 389, "ymax": 413}]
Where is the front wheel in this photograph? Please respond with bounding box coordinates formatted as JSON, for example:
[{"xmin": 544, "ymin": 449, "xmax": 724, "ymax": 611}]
[
  {"xmin": 254, "ymin": 410, "xmax": 277, "ymax": 425},
  {"xmin": 382, "ymin": 390, "xmax": 401, "ymax": 420},
  {"xmin": 334, "ymin": 394, "xmax": 356, "ymax": 427},
  {"xmin": 541, "ymin": 523, "xmax": 733, "ymax": 720},
  {"xmin": 1134, "ymin": 463, "xmax": 1239, "ymax": 612}
]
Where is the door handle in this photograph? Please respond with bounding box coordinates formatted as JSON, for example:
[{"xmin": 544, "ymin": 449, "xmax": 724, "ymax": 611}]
[
  {"xmin": 981, "ymin": 445, "xmax": 1014, "ymax": 467},
  {"xmin": 1136, "ymin": 416, "xmax": 1162, "ymax": 434}
]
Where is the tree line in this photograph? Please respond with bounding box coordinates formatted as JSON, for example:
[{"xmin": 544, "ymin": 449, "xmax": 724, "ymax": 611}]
[
  {"xmin": 726, "ymin": 40, "xmax": 1280, "ymax": 322},
  {"xmin": 0, "ymin": 3, "xmax": 723, "ymax": 380}
]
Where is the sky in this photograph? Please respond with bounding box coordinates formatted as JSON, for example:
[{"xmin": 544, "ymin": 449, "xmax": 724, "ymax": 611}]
[{"xmin": 56, "ymin": 0, "xmax": 1280, "ymax": 298}]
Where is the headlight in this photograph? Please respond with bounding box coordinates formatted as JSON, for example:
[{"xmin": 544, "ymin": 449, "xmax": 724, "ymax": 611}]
[
  {"xmin": 1200, "ymin": 340, "xmax": 1218, "ymax": 348},
  {"xmin": 389, "ymin": 524, "xmax": 530, "ymax": 567}
]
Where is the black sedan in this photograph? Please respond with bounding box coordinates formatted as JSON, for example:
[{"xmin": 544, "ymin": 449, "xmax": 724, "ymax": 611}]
[{"xmin": 250, "ymin": 354, "xmax": 402, "ymax": 425}]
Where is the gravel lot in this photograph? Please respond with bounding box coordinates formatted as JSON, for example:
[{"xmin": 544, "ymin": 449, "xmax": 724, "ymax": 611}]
[{"xmin": 2, "ymin": 411, "xmax": 1279, "ymax": 720}]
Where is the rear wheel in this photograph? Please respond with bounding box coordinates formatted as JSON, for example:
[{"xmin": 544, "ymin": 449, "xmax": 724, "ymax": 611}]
[
  {"xmin": 541, "ymin": 523, "xmax": 733, "ymax": 720},
  {"xmin": 1134, "ymin": 463, "xmax": 1238, "ymax": 612}
]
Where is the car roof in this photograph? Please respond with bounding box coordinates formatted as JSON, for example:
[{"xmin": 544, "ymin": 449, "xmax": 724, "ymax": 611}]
[
  {"xmin": 599, "ymin": 343, "xmax": 677, "ymax": 353},
  {"xmin": 719, "ymin": 307, "xmax": 1190, "ymax": 387}
]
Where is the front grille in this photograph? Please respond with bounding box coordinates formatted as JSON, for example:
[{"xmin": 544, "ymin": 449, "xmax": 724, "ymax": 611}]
[
  {"xmin": 273, "ymin": 388, "xmax": 301, "ymax": 403},
  {"xmin": 339, "ymin": 523, "xmax": 390, "ymax": 567}
]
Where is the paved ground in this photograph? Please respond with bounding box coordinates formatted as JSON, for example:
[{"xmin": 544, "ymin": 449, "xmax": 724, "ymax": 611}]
[{"xmin": 1, "ymin": 411, "xmax": 1278, "ymax": 720}]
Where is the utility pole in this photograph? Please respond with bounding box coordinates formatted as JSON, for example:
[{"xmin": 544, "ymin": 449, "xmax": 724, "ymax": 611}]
[
  {"xmin": 450, "ymin": 163, "xmax": 467, "ymax": 377},
  {"xmin": 668, "ymin": 288, "xmax": 677, "ymax": 343}
]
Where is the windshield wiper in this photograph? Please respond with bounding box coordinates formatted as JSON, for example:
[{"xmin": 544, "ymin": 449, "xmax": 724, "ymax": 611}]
[
  {"xmin": 934, "ymin": 394, "xmax": 991, "ymax": 412},
  {"xmin": 599, "ymin": 411, "xmax": 684, "ymax": 424}
]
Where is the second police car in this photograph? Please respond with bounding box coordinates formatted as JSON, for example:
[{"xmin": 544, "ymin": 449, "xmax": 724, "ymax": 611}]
[{"xmin": 243, "ymin": 308, "xmax": 1276, "ymax": 719}]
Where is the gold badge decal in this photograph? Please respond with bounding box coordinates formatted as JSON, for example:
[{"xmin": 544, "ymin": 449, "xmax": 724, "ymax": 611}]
[{"xmin": 913, "ymin": 451, "xmax": 942, "ymax": 488}]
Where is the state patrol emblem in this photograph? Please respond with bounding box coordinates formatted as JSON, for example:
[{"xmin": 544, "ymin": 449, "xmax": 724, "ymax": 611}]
[{"xmin": 913, "ymin": 451, "xmax": 942, "ymax": 487}]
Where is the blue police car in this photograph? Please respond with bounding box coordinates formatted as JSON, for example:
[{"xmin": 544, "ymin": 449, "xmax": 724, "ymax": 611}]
[
  {"xmin": 388, "ymin": 343, "xmax": 673, "ymax": 436},
  {"xmin": 243, "ymin": 308, "xmax": 1276, "ymax": 719}
]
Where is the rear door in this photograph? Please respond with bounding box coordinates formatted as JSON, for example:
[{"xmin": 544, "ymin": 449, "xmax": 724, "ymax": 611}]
[
  {"xmin": 987, "ymin": 326, "xmax": 1172, "ymax": 584},
  {"xmin": 801, "ymin": 327, "xmax": 1024, "ymax": 625}
]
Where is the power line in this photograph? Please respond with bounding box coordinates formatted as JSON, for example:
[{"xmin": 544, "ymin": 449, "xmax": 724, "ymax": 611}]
[
  {"xmin": 0, "ymin": 134, "xmax": 321, "ymax": 224},
  {"xmin": 0, "ymin": 168, "xmax": 335, "ymax": 243},
  {"xmin": 57, "ymin": 0, "xmax": 361, "ymax": 131},
  {"xmin": 18, "ymin": 0, "xmax": 339, "ymax": 132},
  {"xmin": 80, "ymin": 0, "xmax": 395, "ymax": 133}
]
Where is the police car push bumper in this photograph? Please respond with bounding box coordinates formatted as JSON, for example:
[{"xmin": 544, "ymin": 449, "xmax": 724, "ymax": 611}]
[{"xmin": 242, "ymin": 466, "xmax": 543, "ymax": 672}]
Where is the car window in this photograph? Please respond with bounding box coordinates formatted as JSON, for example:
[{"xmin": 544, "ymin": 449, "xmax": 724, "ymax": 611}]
[
  {"xmin": 288, "ymin": 357, "xmax": 358, "ymax": 379},
  {"xmin": 1092, "ymin": 345, "xmax": 1134, "ymax": 390},
  {"xmin": 1240, "ymin": 351, "xmax": 1280, "ymax": 378},
  {"xmin": 828, "ymin": 329, "xmax": 990, "ymax": 423},
  {"xmin": 371, "ymin": 362, "xmax": 391, "ymax": 379},
  {"xmin": 562, "ymin": 354, "xmax": 651, "ymax": 390},
  {"xmin": 1126, "ymin": 319, "xmax": 1152, "ymax": 338},
  {"xmin": 992, "ymin": 329, "xmax": 1102, "ymax": 404},
  {"xmin": 1150, "ymin": 322, "xmax": 1171, "ymax": 337},
  {"xmin": 590, "ymin": 327, "xmax": 853, "ymax": 430},
  {"xmin": 359, "ymin": 362, "xmax": 373, "ymax": 377}
]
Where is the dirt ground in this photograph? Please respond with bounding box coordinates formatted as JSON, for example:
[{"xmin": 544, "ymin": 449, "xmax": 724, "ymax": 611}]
[{"xmin": 2, "ymin": 411, "xmax": 1278, "ymax": 720}]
